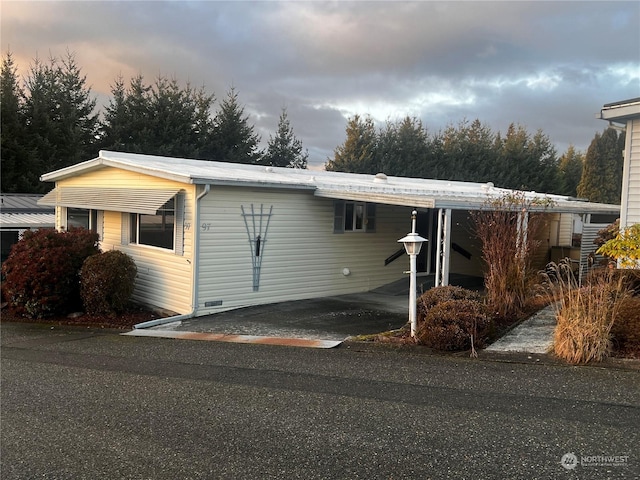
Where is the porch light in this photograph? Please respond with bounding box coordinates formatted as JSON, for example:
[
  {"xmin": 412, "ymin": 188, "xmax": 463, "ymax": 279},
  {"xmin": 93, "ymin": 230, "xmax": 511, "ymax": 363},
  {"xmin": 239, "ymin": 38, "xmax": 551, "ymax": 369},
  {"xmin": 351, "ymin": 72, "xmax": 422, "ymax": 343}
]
[{"xmin": 398, "ymin": 210, "xmax": 427, "ymax": 338}]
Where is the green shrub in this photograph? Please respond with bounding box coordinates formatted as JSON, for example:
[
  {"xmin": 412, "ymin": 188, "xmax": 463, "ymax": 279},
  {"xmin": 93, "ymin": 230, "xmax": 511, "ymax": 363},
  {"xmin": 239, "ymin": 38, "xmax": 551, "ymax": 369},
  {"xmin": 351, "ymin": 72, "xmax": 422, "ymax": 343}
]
[
  {"xmin": 80, "ymin": 250, "xmax": 137, "ymax": 315},
  {"xmin": 1, "ymin": 228, "xmax": 100, "ymax": 318},
  {"xmin": 416, "ymin": 299, "xmax": 491, "ymax": 351},
  {"xmin": 596, "ymin": 223, "xmax": 640, "ymax": 268}
]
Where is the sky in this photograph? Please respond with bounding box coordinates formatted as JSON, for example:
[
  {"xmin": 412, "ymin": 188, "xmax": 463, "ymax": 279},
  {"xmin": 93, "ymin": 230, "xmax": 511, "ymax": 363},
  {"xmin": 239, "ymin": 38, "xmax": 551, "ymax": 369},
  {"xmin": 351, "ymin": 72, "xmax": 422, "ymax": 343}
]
[{"xmin": 2, "ymin": 1, "xmax": 639, "ymax": 169}]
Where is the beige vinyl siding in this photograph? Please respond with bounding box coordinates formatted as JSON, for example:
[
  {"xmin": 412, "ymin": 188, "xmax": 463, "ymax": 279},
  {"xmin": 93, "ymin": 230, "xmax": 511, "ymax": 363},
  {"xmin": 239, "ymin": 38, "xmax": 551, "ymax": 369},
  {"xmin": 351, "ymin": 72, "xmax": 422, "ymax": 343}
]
[
  {"xmin": 557, "ymin": 213, "xmax": 575, "ymax": 246},
  {"xmin": 52, "ymin": 167, "xmax": 196, "ymax": 314},
  {"xmin": 195, "ymin": 186, "xmax": 409, "ymax": 314},
  {"xmin": 528, "ymin": 213, "xmax": 567, "ymax": 270},
  {"xmin": 623, "ymin": 118, "xmax": 640, "ymax": 226}
]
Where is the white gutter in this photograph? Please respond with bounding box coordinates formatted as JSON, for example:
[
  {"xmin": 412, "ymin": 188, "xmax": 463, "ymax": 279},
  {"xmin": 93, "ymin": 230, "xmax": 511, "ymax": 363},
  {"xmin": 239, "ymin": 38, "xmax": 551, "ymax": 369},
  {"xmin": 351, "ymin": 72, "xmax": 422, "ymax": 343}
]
[{"xmin": 134, "ymin": 184, "xmax": 211, "ymax": 329}]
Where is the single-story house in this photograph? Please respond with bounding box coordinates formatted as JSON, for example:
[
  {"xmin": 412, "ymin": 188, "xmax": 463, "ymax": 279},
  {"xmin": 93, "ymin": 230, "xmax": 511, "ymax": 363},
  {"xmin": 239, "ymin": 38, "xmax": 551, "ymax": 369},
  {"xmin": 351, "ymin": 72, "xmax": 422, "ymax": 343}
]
[
  {"xmin": 39, "ymin": 150, "xmax": 619, "ymax": 318},
  {"xmin": 599, "ymin": 97, "xmax": 640, "ymax": 231},
  {"xmin": 1, "ymin": 193, "xmax": 55, "ymax": 263}
]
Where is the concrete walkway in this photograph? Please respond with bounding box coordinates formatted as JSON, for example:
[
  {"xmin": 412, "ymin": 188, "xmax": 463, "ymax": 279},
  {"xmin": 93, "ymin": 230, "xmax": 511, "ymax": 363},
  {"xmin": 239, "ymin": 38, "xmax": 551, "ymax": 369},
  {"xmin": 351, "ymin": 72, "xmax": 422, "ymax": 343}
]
[{"xmin": 485, "ymin": 305, "xmax": 557, "ymax": 354}]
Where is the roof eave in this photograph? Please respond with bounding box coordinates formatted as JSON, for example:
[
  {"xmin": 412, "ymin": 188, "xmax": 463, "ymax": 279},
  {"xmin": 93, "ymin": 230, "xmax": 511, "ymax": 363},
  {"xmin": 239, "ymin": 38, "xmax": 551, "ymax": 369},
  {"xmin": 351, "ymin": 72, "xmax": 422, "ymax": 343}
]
[
  {"xmin": 599, "ymin": 98, "xmax": 640, "ymax": 122},
  {"xmin": 192, "ymin": 178, "xmax": 317, "ymax": 190}
]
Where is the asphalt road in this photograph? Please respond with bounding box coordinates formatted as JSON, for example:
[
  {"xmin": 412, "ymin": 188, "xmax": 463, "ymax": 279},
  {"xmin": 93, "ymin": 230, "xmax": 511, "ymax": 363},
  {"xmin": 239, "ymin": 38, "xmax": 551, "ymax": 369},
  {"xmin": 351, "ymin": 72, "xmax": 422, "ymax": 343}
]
[{"xmin": 1, "ymin": 322, "xmax": 639, "ymax": 480}]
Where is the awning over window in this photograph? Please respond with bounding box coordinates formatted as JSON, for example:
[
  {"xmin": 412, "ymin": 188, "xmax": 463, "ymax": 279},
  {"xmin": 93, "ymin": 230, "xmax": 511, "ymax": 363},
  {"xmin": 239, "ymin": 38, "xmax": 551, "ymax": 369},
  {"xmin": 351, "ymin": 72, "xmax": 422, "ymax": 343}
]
[{"xmin": 38, "ymin": 188, "xmax": 180, "ymax": 215}]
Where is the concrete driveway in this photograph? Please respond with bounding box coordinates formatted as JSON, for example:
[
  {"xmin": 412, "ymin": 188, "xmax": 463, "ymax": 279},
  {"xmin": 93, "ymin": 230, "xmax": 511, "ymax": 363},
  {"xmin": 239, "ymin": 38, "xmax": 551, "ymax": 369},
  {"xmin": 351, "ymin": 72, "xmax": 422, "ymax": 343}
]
[
  {"xmin": 127, "ymin": 275, "xmax": 485, "ymax": 346},
  {"xmin": 159, "ymin": 291, "xmax": 409, "ymax": 342}
]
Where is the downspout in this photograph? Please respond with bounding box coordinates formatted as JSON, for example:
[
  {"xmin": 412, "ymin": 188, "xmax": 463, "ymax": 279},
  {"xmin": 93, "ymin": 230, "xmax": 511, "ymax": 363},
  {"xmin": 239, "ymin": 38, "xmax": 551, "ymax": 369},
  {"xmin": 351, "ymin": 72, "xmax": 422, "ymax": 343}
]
[
  {"xmin": 134, "ymin": 184, "xmax": 211, "ymax": 329},
  {"xmin": 192, "ymin": 184, "xmax": 211, "ymax": 313}
]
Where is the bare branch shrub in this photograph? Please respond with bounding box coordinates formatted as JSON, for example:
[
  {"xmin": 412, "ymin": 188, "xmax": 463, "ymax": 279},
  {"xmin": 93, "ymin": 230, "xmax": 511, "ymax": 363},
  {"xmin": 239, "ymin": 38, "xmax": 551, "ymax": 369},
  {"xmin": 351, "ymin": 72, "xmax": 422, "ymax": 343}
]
[{"xmin": 470, "ymin": 192, "xmax": 551, "ymax": 319}]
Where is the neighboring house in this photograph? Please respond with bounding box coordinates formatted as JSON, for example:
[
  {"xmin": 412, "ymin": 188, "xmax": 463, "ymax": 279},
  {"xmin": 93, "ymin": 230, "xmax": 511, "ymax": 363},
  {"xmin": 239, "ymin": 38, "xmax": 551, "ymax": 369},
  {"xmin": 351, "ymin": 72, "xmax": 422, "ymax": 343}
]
[
  {"xmin": 39, "ymin": 150, "xmax": 619, "ymax": 317},
  {"xmin": 0, "ymin": 193, "xmax": 55, "ymax": 263},
  {"xmin": 599, "ymin": 97, "xmax": 640, "ymax": 230}
]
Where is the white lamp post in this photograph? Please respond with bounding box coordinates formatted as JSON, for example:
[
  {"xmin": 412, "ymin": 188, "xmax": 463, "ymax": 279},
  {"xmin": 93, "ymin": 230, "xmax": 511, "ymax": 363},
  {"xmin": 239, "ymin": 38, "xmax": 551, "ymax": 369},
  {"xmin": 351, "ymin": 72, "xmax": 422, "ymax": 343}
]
[{"xmin": 398, "ymin": 210, "xmax": 427, "ymax": 338}]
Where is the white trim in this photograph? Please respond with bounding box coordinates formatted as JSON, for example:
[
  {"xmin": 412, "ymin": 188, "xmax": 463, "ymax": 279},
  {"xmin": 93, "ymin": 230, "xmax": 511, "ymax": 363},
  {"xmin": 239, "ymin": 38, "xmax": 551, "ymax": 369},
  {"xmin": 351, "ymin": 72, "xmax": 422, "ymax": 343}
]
[
  {"xmin": 619, "ymin": 118, "xmax": 634, "ymax": 229},
  {"xmin": 37, "ymin": 151, "xmax": 617, "ymax": 216},
  {"xmin": 435, "ymin": 209, "xmax": 451, "ymax": 287}
]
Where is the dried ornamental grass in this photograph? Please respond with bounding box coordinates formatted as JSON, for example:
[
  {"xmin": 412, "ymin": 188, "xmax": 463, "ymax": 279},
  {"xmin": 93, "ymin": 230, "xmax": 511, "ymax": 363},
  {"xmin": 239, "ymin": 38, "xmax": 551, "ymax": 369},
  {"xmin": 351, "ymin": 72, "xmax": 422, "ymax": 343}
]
[{"xmin": 544, "ymin": 261, "xmax": 628, "ymax": 364}]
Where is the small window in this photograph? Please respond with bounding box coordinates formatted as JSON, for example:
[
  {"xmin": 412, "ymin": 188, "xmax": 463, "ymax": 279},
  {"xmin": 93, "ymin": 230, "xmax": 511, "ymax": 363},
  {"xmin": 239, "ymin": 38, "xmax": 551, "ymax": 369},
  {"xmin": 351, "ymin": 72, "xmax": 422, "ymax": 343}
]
[
  {"xmin": 130, "ymin": 198, "xmax": 175, "ymax": 250},
  {"xmin": 67, "ymin": 208, "xmax": 90, "ymax": 230},
  {"xmin": 67, "ymin": 208, "xmax": 100, "ymax": 237},
  {"xmin": 334, "ymin": 201, "xmax": 376, "ymax": 233}
]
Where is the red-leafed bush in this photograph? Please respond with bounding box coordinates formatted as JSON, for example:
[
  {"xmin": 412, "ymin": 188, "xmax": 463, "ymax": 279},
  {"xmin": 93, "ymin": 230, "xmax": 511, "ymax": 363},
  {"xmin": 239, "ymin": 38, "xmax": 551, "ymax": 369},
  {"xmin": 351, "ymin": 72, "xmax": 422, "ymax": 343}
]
[
  {"xmin": 80, "ymin": 250, "xmax": 137, "ymax": 315},
  {"xmin": 1, "ymin": 228, "xmax": 100, "ymax": 318}
]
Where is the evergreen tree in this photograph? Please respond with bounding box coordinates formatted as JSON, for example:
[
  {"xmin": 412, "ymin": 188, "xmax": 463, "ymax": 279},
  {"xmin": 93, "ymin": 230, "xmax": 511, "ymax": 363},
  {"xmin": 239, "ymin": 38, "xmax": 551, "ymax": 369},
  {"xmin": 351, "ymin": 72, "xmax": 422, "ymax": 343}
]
[
  {"xmin": 494, "ymin": 124, "xmax": 559, "ymax": 192},
  {"xmin": 557, "ymin": 145, "xmax": 584, "ymax": 197},
  {"xmin": 22, "ymin": 56, "xmax": 60, "ymax": 192},
  {"xmin": 54, "ymin": 51, "xmax": 99, "ymax": 166},
  {"xmin": 326, "ymin": 115, "xmax": 377, "ymax": 173},
  {"xmin": 439, "ymin": 119, "xmax": 497, "ymax": 182},
  {"xmin": 99, "ymin": 75, "xmax": 131, "ymax": 152},
  {"xmin": 206, "ymin": 86, "xmax": 262, "ymax": 164},
  {"xmin": 260, "ymin": 108, "xmax": 308, "ymax": 168},
  {"xmin": 577, "ymin": 128, "xmax": 624, "ymax": 204},
  {"xmin": 99, "ymin": 74, "xmax": 214, "ymax": 158},
  {"xmin": 1, "ymin": 51, "xmax": 35, "ymax": 192},
  {"xmin": 377, "ymin": 116, "xmax": 429, "ymax": 177},
  {"xmin": 21, "ymin": 51, "xmax": 98, "ymax": 190},
  {"xmin": 529, "ymin": 129, "xmax": 560, "ymax": 193},
  {"xmin": 147, "ymin": 76, "xmax": 214, "ymax": 158}
]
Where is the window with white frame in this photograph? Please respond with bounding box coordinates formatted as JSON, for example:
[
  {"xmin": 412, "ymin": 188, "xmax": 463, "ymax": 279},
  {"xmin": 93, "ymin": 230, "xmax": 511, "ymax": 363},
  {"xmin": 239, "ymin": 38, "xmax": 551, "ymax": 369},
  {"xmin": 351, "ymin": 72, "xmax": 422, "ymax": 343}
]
[
  {"xmin": 66, "ymin": 208, "xmax": 101, "ymax": 239},
  {"xmin": 67, "ymin": 208, "xmax": 99, "ymax": 231},
  {"xmin": 129, "ymin": 197, "xmax": 175, "ymax": 250},
  {"xmin": 334, "ymin": 200, "xmax": 376, "ymax": 233}
]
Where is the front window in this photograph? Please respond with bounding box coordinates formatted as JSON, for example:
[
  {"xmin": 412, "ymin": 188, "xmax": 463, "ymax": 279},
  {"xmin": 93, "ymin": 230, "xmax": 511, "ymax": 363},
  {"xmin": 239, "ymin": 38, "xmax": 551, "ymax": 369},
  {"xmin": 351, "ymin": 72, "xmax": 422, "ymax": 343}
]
[
  {"xmin": 334, "ymin": 200, "xmax": 375, "ymax": 233},
  {"xmin": 130, "ymin": 198, "xmax": 175, "ymax": 250},
  {"xmin": 68, "ymin": 208, "xmax": 90, "ymax": 229},
  {"xmin": 67, "ymin": 208, "xmax": 98, "ymax": 234},
  {"xmin": 345, "ymin": 202, "xmax": 365, "ymax": 231}
]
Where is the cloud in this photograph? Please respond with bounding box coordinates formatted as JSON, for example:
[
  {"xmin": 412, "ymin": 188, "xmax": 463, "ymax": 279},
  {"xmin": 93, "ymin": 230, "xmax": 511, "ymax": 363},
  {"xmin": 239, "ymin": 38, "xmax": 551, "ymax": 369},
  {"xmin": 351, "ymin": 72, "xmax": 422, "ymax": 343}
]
[{"xmin": 2, "ymin": 1, "xmax": 639, "ymax": 168}]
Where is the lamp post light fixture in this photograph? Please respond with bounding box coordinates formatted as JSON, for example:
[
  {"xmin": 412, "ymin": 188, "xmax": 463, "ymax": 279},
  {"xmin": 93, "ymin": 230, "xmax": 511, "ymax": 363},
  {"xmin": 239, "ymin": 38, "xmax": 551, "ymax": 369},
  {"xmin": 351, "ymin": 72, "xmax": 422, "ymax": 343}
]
[{"xmin": 398, "ymin": 210, "xmax": 427, "ymax": 338}]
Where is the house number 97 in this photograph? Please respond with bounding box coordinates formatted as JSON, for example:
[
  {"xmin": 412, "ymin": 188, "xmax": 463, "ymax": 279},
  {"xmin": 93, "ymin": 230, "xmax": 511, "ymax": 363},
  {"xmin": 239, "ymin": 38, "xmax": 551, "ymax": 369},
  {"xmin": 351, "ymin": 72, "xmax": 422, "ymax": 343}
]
[{"xmin": 201, "ymin": 223, "xmax": 212, "ymax": 231}]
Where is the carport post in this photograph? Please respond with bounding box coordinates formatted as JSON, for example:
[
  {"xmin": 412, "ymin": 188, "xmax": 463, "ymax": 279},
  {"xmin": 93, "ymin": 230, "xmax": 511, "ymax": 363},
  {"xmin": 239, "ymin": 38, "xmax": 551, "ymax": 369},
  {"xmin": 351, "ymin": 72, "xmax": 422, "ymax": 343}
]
[{"xmin": 398, "ymin": 210, "xmax": 427, "ymax": 338}]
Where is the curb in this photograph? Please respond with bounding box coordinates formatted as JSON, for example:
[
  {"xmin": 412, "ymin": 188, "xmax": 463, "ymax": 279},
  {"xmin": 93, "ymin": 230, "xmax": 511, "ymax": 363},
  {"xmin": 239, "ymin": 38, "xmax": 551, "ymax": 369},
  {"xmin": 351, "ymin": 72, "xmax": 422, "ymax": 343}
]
[{"xmin": 121, "ymin": 329, "xmax": 343, "ymax": 349}]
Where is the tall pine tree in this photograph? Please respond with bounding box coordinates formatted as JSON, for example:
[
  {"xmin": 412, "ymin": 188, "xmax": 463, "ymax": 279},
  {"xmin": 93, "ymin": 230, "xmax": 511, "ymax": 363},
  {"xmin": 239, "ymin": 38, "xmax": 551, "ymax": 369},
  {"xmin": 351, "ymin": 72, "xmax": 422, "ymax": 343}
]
[
  {"xmin": 577, "ymin": 128, "xmax": 625, "ymax": 203},
  {"xmin": 326, "ymin": 115, "xmax": 377, "ymax": 173},
  {"xmin": 377, "ymin": 116, "xmax": 430, "ymax": 177},
  {"xmin": 1, "ymin": 51, "xmax": 35, "ymax": 192},
  {"xmin": 206, "ymin": 87, "xmax": 262, "ymax": 164},
  {"xmin": 99, "ymin": 74, "xmax": 214, "ymax": 158},
  {"xmin": 557, "ymin": 145, "xmax": 584, "ymax": 197},
  {"xmin": 260, "ymin": 108, "xmax": 308, "ymax": 168},
  {"xmin": 21, "ymin": 51, "xmax": 98, "ymax": 190}
]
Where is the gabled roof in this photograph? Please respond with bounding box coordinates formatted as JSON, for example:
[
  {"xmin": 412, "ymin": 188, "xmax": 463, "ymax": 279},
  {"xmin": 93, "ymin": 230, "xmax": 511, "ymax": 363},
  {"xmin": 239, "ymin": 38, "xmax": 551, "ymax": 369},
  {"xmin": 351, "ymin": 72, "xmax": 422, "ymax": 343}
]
[{"xmin": 40, "ymin": 150, "xmax": 620, "ymax": 215}]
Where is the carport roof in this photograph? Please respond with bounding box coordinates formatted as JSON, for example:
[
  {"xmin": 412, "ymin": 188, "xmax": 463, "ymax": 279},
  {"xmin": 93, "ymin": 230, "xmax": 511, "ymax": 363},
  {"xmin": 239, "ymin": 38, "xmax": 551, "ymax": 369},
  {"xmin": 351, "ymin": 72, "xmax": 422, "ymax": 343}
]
[
  {"xmin": 40, "ymin": 150, "xmax": 620, "ymax": 215},
  {"xmin": 1, "ymin": 194, "xmax": 55, "ymax": 229}
]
